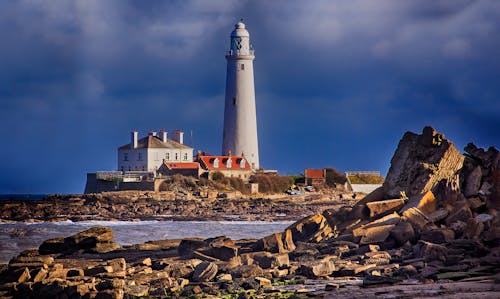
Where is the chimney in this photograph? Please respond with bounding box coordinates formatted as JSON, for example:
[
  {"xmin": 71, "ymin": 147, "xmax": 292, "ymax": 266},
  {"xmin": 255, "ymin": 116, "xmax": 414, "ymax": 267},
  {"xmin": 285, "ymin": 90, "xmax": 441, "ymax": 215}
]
[
  {"xmin": 172, "ymin": 130, "xmax": 184, "ymax": 144},
  {"xmin": 131, "ymin": 130, "xmax": 138, "ymax": 149},
  {"xmin": 160, "ymin": 130, "xmax": 168, "ymax": 143},
  {"xmin": 149, "ymin": 131, "xmax": 157, "ymax": 137}
]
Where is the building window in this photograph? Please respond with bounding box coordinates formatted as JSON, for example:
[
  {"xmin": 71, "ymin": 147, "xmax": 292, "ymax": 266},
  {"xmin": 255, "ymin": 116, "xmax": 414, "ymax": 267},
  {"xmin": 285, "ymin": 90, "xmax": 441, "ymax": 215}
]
[
  {"xmin": 138, "ymin": 153, "xmax": 142, "ymax": 161},
  {"xmin": 241, "ymin": 64, "xmax": 245, "ymax": 70},
  {"xmin": 175, "ymin": 153, "xmax": 179, "ymax": 160},
  {"xmin": 166, "ymin": 153, "xmax": 170, "ymax": 161},
  {"xmin": 233, "ymin": 97, "xmax": 236, "ymax": 105},
  {"xmin": 183, "ymin": 153, "xmax": 188, "ymax": 161},
  {"xmin": 226, "ymin": 158, "xmax": 232, "ymax": 168},
  {"xmin": 213, "ymin": 158, "xmax": 219, "ymax": 168},
  {"xmin": 124, "ymin": 153, "xmax": 128, "ymax": 161}
]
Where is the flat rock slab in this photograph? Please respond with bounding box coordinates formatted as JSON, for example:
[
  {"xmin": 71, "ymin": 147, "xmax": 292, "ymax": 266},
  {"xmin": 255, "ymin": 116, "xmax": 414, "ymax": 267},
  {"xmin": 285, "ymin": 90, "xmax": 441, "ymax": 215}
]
[{"xmin": 366, "ymin": 199, "xmax": 405, "ymax": 217}]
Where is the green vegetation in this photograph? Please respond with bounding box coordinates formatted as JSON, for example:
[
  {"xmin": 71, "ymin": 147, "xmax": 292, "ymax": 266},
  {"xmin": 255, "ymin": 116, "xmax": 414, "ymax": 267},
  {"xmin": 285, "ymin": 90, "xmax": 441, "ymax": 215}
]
[
  {"xmin": 158, "ymin": 174, "xmax": 249, "ymax": 194},
  {"xmin": 250, "ymin": 175, "xmax": 294, "ymax": 194},
  {"xmin": 325, "ymin": 168, "xmax": 347, "ymax": 187},
  {"xmin": 348, "ymin": 174, "xmax": 385, "ymax": 184}
]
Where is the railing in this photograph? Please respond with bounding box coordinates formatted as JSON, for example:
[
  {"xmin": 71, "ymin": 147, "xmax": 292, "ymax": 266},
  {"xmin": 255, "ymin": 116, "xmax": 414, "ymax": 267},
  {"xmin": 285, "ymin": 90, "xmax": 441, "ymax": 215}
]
[
  {"xmin": 345, "ymin": 171, "xmax": 381, "ymax": 177},
  {"xmin": 226, "ymin": 49, "xmax": 255, "ymax": 56},
  {"xmin": 96, "ymin": 171, "xmax": 154, "ymax": 182}
]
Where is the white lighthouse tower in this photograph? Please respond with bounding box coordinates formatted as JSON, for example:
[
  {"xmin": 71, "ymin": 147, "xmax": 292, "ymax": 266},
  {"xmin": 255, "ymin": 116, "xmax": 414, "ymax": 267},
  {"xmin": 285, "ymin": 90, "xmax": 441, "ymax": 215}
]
[{"xmin": 222, "ymin": 20, "xmax": 260, "ymax": 170}]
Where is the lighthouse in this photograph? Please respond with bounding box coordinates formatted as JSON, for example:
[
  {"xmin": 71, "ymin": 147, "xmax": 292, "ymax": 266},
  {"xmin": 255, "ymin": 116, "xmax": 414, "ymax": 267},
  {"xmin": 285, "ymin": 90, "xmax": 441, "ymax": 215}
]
[{"xmin": 222, "ymin": 20, "xmax": 260, "ymax": 170}]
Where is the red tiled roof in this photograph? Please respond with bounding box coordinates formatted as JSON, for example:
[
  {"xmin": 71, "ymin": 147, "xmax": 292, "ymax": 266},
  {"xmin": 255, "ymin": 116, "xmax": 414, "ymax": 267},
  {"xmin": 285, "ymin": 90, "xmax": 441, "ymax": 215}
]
[
  {"xmin": 305, "ymin": 169, "xmax": 325, "ymax": 179},
  {"xmin": 198, "ymin": 155, "xmax": 251, "ymax": 170},
  {"xmin": 164, "ymin": 162, "xmax": 200, "ymax": 170}
]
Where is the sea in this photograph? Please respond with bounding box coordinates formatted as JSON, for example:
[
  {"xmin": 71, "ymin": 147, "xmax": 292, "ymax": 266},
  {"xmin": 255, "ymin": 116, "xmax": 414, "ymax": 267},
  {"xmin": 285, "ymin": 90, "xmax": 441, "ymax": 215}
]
[{"xmin": 0, "ymin": 220, "xmax": 294, "ymax": 263}]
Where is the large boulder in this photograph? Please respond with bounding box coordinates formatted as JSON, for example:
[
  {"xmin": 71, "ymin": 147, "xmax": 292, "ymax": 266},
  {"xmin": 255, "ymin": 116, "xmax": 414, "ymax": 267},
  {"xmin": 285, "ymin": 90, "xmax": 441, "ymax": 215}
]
[
  {"xmin": 383, "ymin": 126, "xmax": 464, "ymax": 200},
  {"xmin": 192, "ymin": 261, "xmax": 218, "ymax": 282},
  {"xmin": 287, "ymin": 214, "xmax": 334, "ymax": 243},
  {"xmin": 253, "ymin": 230, "xmax": 295, "ymax": 253}
]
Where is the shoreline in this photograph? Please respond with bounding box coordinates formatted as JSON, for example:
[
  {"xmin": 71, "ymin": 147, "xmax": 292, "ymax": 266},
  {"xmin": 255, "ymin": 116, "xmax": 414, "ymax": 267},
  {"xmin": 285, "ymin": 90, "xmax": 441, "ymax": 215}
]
[{"xmin": 0, "ymin": 190, "xmax": 359, "ymax": 223}]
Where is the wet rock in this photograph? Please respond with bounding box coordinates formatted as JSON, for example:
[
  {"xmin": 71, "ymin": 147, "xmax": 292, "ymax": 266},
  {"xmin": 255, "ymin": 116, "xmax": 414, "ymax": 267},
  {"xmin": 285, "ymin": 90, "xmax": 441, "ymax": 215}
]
[{"xmin": 192, "ymin": 261, "xmax": 218, "ymax": 282}]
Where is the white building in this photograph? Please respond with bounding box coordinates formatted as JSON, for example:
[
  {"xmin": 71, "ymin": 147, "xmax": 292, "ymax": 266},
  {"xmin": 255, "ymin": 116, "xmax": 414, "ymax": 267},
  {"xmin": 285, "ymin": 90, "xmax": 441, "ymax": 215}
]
[
  {"xmin": 222, "ymin": 20, "xmax": 260, "ymax": 170},
  {"xmin": 118, "ymin": 130, "xmax": 193, "ymax": 172}
]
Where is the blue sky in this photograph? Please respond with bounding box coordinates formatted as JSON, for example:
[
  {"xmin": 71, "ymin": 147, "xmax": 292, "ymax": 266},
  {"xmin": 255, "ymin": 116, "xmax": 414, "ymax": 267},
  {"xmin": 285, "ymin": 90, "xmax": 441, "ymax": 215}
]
[{"xmin": 1, "ymin": 0, "xmax": 499, "ymax": 194}]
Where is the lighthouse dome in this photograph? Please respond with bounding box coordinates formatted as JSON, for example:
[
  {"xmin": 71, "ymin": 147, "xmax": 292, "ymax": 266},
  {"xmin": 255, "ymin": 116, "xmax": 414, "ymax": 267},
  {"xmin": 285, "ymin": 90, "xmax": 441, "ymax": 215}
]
[{"xmin": 231, "ymin": 20, "xmax": 250, "ymax": 38}]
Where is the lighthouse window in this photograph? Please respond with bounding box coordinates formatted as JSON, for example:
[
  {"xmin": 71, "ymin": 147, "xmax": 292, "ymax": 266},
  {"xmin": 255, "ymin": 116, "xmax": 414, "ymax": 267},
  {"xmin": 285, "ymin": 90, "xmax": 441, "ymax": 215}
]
[
  {"xmin": 240, "ymin": 64, "xmax": 245, "ymax": 70},
  {"xmin": 233, "ymin": 97, "xmax": 236, "ymax": 105}
]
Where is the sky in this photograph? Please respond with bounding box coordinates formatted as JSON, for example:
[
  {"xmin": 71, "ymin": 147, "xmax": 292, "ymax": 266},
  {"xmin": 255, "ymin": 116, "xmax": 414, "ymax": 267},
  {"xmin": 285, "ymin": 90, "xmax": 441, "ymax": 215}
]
[{"xmin": 0, "ymin": 0, "xmax": 499, "ymax": 194}]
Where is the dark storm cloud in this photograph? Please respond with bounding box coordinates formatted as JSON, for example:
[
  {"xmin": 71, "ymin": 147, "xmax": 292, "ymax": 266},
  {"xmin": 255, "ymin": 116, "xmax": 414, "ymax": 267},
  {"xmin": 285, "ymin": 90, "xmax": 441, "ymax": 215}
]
[{"xmin": 0, "ymin": 0, "xmax": 499, "ymax": 193}]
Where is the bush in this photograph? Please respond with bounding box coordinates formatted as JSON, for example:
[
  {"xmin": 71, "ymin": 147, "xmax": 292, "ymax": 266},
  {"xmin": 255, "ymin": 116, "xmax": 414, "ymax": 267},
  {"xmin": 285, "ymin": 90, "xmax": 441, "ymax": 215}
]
[
  {"xmin": 325, "ymin": 168, "xmax": 347, "ymax": 187},
  {"xmin": 250, "ymin": 175, "xmax": 294, "ymax": 194},
  {"xmin": 348, "ymin": 174, "xmax": 385, "ymax": 184}
]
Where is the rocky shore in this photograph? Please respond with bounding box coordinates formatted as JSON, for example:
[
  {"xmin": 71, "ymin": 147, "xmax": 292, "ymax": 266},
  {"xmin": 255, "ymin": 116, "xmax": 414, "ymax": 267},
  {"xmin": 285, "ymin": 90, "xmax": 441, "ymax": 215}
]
[
  {"xmin": 0, "ymin": 127, "xmax": 499, "ymax": 298},
  {"xmin": 0, "ymin": 191, "xmax": 357, "ymax": 223}
]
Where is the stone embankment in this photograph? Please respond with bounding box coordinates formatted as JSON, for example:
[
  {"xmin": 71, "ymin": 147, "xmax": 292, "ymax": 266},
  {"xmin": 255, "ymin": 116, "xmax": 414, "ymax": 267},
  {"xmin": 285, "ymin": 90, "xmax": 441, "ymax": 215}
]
[
  {"xmin": 0, "ymin": 191, "xmax": 357, "ymax": 223},
  {"xmin": 0, "ymin": 127, "xmax": 499, "ymax": 298}
]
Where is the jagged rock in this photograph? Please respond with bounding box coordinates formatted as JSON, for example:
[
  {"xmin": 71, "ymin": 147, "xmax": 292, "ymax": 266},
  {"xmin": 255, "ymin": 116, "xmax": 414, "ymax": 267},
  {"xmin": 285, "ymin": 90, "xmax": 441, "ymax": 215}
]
[
  {"xmin": 366, "ymin": 198, "xmax": 405, "ymax": 217},
  {"xmin": 253, "ymin": 230, "xmax": 295, "ymax": 253},
  {"xmin": 383, "ymin": 126, "xmax": 464, "ymax": 200},
  {"xmin": 390, "ymin": 221, "xmax": 415, "ymax": 245},
  {"xmin": 31, "ymin": 267, "xmax": 48, "ymax": 282},
  {"xmin": 287, "ymin": 214, "xmax": 334, "ymax": 243},
  {"xmin": 228, "ymin": 264, "xmax": 263, "ymax": 278},
  {"xmin": 414, "ymin": 241, "xmax": 448, "ymax": 261},
  {"xmin": 251, "ymin": 252, "xmax": 289, "ymax": 269},
  {"xmin": 402, "ymin": 191, "xmax": 438, "ymax": 215},
  {"xmin": 39, "ymin": 237, "xmax": 68, "ymax": 254},
  {"xmin": 359, "ymin": 224, "xmax": 396, "ymax": 245},
  {"xmin": 178, "ymin": 238, "xmax": 205, "ymax": 256},
  {"xmin": 66, "ymin": 226, "xmax": 114, "ymax": 246},
  {"xmin": 421, "ymin": 228, "xmax": 455, "ymax": 244},
  {"xmin": 427, "ymin": 209, "xmax": 449, "ymax": 222},
  {"xmin": 202, "ymin": 244, "xmax": 238, "ymax": 261},
  {"xmin": 163, "ymin": 259, "xmax": 202, "ymax": 278},
  {"xmin": 352, "ymin": 213, "xmax": 401, "ymax": 237},
  {"xmin": 445, "ymin": 203, "xmax": 472, "ymax": 226},
  {"xmin": 216, "ymin": 273, "xmax": 233, "ymax": 282},
  {"xmin": 464, "ymin": 166, "xmax": 482, "ymax": 197},
  {"xmin": 254, "ymin": 276, "xmax": 271, "ymax": 287},
  {"xmin": 192, "ymin": 262, "xmax": 218, "ymax": 282},
  {"xmin": 402, "ymin": 207, "xmax": 432, "ymax": 232},
  {"xmin": 464, "ymin": 218, "xmax": 484, "ymax": 239},
  {"xmin": 299, "ymin": 260, "xmax": 335, "ymax": 278}
]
